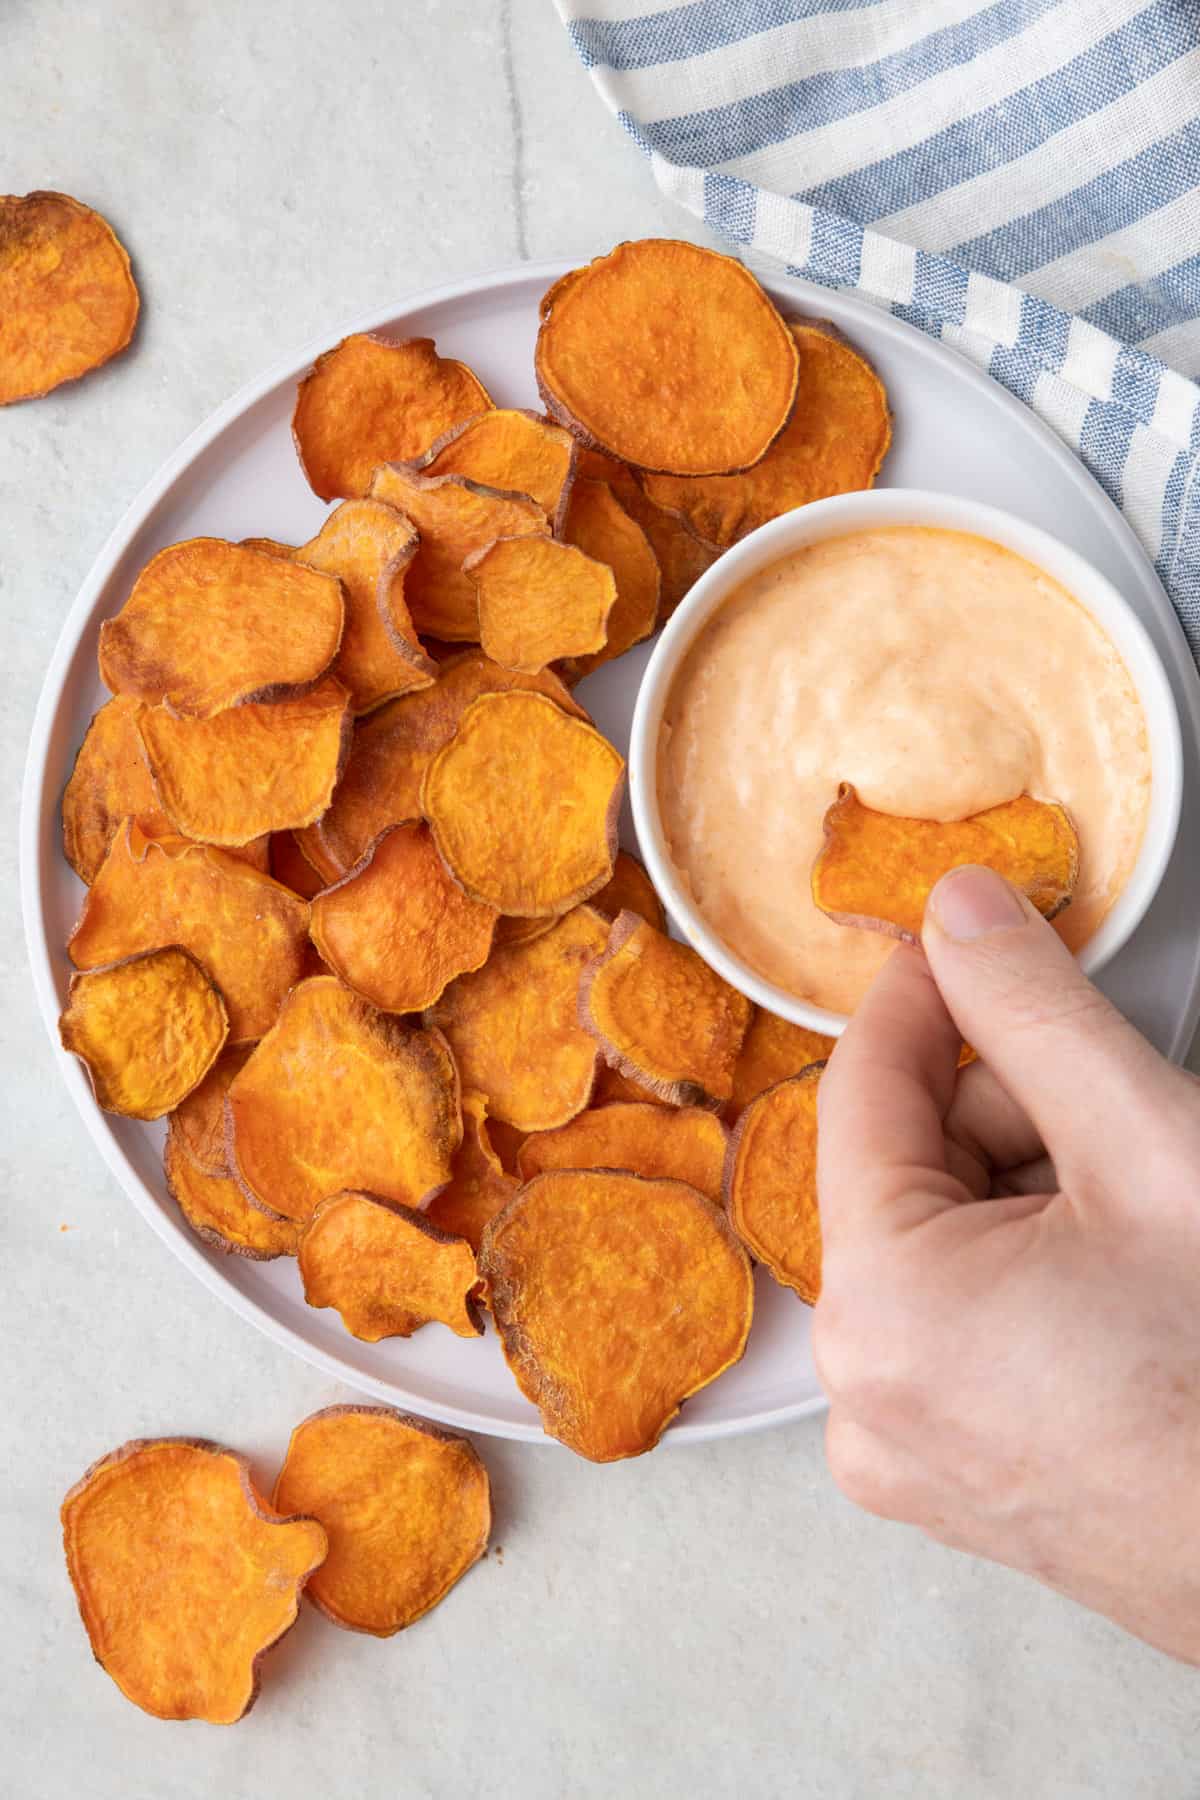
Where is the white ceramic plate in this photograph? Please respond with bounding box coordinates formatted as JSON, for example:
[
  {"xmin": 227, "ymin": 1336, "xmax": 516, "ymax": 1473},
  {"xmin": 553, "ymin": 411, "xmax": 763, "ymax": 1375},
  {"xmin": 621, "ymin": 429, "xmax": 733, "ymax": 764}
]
[{"xmin": 21, "ymin": 264, "xmax": 1200, "ymax": 1447}]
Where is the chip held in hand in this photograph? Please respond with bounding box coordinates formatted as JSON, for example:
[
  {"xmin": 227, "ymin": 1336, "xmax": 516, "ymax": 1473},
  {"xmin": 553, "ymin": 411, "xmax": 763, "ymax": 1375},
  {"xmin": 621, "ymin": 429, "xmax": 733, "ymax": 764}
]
[{"xmin": 812, "ymin": 782, "xmax": 1080, "ymax": 942}]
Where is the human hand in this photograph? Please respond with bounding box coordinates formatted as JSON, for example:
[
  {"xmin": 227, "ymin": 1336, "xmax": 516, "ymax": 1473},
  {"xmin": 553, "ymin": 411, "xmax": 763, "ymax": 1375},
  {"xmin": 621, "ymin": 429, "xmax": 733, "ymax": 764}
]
[{"xmin": 813, "ymin": 864, "xmax": 1200, "ymax": 1663}]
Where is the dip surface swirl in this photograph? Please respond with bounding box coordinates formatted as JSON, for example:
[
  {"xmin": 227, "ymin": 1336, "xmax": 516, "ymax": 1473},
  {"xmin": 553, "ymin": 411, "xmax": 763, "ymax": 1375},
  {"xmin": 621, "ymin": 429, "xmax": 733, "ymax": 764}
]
[{"xmin": 657, "ymin": 526, "xmax": 1151, "ymax": 1013}]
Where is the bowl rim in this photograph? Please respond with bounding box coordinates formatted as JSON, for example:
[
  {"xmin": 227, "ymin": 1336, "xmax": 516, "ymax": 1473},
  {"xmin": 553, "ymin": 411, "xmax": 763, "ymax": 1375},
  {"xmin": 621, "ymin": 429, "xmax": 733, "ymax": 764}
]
[{"xmin": 630, "ymin": 487, "xmax": 1184, "ymax": 1036}]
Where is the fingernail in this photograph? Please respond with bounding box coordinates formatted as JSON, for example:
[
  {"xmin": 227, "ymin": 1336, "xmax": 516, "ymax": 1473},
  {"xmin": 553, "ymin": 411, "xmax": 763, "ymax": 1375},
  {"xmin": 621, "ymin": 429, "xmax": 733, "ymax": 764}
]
[{"xmin": 927, "ymin": 865, "xmax": 1027, "ymax": 940}]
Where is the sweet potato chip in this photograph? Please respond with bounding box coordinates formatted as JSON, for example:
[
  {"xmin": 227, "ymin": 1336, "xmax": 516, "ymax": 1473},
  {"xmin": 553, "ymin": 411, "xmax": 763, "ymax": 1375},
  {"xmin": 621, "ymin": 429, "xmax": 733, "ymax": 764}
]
[
  {"xmin": 590, "ymin": 849, "xmax": 665, "ymax": 932},
  {"xmin": 295, "ymin": 651, "xmax": 589, "ymax": 882},
  {"xmin": 422, "ymin": 692, "xmax": 624, "ymax": 916},
  {"xmin": 311, "ymin": 822, "xmax": 497, "ymax": 1012},
  {"xmin": 293, "ymin": 333, "xmax": 492, "ymax": 501},
  {"xmin": 426, "ymin": 907, "xmax": 608, "ymax": 1131},
  {"xmin": 561, "ymin": 478, "xmax": 659, "ymax": 675},
  {"xmin": 468, "ymin": 535, "xmax": 616, "ymax": 674},
  {"xmin": 298, "ymin": 1190, "xmax": 482, "ymax": 1342},
  {"xmin": 813, "ymin": 783, "xmax": 1080, "ymax": 942},
  {"xmin": 269, "ymin": 830, "xmax": 325, "ymax": 899},
  {"xmin": 480, "ymin": 1170, "xmax": 753, "ymax": 1461},
  {"xmin": 61, "ymin": 1438, "xmax": 326, "ymax": 1723},
  {"xmin": 518, "ymin": 1101, "xmax": 727, "ymax": 1201},
  {"xmin": 165, "ymin": 1129, "xmax": 300, "ymax": 1260},
  {"xmin": 641, "ymin": 322, "xmax": 892, "ymax": 546},
  {"xmin": 1, "ymin": 191, "xmax": 138, "ymax": 405},
  {"xmin": 486, "ymin": 1117, "xmax": 527, "ymax": 1175},
  {"xmin": 369, "ymin": 463, "xmax": 549, "ymax": 640},
  {"xmin": 227, "ymin": 977, "xmax": 460, "ymax": 1224},
  {"xmin": 287, "ymin": 499, "xmax": 436, "ymax": 712},
  {"xmin": 62, "ymin": 695, "xmax": 168, "ymax": 882},
  {"xmin": 724, "ymin": 1068, "xmax": 822, "ymax": 1302},
  {"xmin": 59, "ymin": 946, "xmax": 228, "ymax": 1119},
  {"xmin": 136, "ymin": 677, "xmax": 351, "ymax": 845},
  {"xmin": 426, "ymin": 1090, "xmax": 520, "ymax": 1252},
  {"xmin": 170, "ymin": 1046, "xmax": 251, "ymax": 1175},
  {"xmin": 272, "ymin": 1406, "xmax": 490, "ymax": 1636},
  {"xmin": 536, "ymin": 240, "xmax": 799, "ymax": 475},
  {"xmin": 99, "ymin": 538, "xmax": 344, "ymax": 719},
  {"xmin": 729, "ymin": 1007, "xmax": 835, "ymax": 1121},
  {"xmin": 578, "ymin": 450, "xmax": 716, "ymax": 622},
  {"xmin": 580, "ymin": 913, "xmax": 751, "ymax": 1109},
  {"xmin": 413, "ymin": 408, "xmax": 577, "ymax": 533},
  {"xmin": 69, "ymin": 820, "xmax": 311, "ymax": 1043}
]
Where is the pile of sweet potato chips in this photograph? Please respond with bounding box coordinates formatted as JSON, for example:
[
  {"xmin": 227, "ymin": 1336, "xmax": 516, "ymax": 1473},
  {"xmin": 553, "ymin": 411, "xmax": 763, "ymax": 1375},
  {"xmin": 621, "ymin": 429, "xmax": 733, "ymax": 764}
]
[
  {"xmin": 62, "ymin": 1407, "xmax": 491, "ymax": 1721},
  {"xmin": 58, "ymin": 238, "xmax": 921, "ymax": 1512}
]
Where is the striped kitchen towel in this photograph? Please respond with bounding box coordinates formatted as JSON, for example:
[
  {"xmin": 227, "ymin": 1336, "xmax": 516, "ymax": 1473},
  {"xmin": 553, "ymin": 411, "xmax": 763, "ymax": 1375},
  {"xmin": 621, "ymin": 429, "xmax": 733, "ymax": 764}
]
[{"xmin": 553, "ymin": 0, "xmax": 1200, "ymax": 661}]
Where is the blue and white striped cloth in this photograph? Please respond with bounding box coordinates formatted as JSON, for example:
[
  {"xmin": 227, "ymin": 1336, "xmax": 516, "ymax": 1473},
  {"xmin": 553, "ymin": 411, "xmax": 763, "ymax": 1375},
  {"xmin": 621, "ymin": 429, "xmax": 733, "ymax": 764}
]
[{"xmin": 553, "ymin": 0, "xmax": 1200, "ymax": 660}]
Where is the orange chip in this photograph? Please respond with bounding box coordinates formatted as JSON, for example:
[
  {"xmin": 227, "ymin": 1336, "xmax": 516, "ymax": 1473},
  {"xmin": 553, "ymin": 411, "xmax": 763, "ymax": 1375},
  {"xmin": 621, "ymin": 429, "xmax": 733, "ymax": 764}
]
[
  {"xmin": 62, "ymin": 695, "xmax": 169, "ymax": 883},
  {"xmin": 536, "ymin": 240, "xmax": 799, "ymax": 475},
  {"xmin": 518, "ymin": 1101, "xmax": 727, "ymax": 1201},
  {"xmin": 580, "ymin": 912, "xmax": 751, "ymax": 1108},
  {"xmin": 578, "ymin": 450, "xmax": 716, "ymax": 622},
  {"xmin": 426, "ymin": 1090, "xmax": 520, "ymax": 1253},
  {"xmin": 286, "ymin": 500, "xmax": 436, "ymax": 713},
  {"xmin": 298, "ymin": 1190, "xmax": 482, "ymax": 1342},
  {"xmin": 412, "ymin": 408, "xmax": 577, "ymax": 533},
  {"xmin": 729, "ymin": 1007, "xmax": 835, "ymax": 1120},
  {"xmin": 170, "ymin": 1046, "xmax": 251, "ymax": 1175},
  {"xmin": 311, "ymin": 822, "xmax": 497, "ymax": 1012},
  {"xmin": 295, "ymin": 651, "xmax": 589, "ymax": 883},
  {"xmin": 227, "ymin": 977, "xmax": 460, "ymax": 1224},
  {"xmin": 165, "ymin": 1131, "xmax": 300, "ymax": 1261},
  {"xmin": 136, "ymin": 677, "xmax": 351, "ymax": 845},
  {"xmin": 293, "ymin": 333, "xmax": 492, "ymax": 501},
  {"xmin": 485, "ymin": 1117, "xmax": 527, "ymax": 1175},
  {"xmin": 590, "ymin": 848, "xmax": 665, "ymax": 931},
  {"xmin": 268, "ymin": 830, "xmax": 326, "ymax": 899},
  {"xmin": 69, "ymin": 820, "xmax": 311, "ymax": 1043},
  {"xmin": 561, "ymin": 478, "xmax": 659, "ymax": 675},
  {"xmin": 272, "ymin": 1406, "xmax": 490, "ymax": 1637},
  {"xmin": 98, "ymin": 538, "xmax": 344, "ymax": 719},
  {"xmin": 724, "ymin": 1068, "xmax": 823, "ymax": 1303},
  {"xmin": 641, "ymin": 322, "xmax": 892, "ymax": 546},
  {"xmin": 813, "ymin": 783, "xmax": 1080, "ymax": 943},
  {"xmin": 422, "ymin": 691, "xmax": 624, "ymax": 916},
  {"xmin": 1, "ymin": 191, "xmax": 139, "ymax": 405},
  {"xmin": 467, "ymin": 535, "xmax": 616, "ymax": 674},
  {"xmin": 427, "ymin": 906, "xmax": 608, "ymax": 1131},
  {"xmin": 370, "ymin": 462, "xmax": 550, "ymax": 642},
  {"xmin": 59, "ymin": 945, "xmax": 228, "ymax": 1120},
  {"xmin": 61, "ymin": 1439, "xmax": 326, "ymax": 1723},
  {"xmin": 480, "ymin": 1170, "xmax": 753, "ymax": 1461}
]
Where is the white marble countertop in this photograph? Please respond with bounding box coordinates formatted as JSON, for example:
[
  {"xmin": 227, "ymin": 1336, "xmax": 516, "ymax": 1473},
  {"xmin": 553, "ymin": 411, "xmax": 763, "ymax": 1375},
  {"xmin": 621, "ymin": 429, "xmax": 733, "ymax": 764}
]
[{"xmin": 3, "ymin": 5, "xmax": 1197, "ymax": 1796}]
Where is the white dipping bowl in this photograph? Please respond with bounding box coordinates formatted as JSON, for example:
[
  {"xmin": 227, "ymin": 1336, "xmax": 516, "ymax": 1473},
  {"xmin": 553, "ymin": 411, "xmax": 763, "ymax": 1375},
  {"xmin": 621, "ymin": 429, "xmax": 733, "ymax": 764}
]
[{"xmin": 630, "ymin": 488, "xmax": 1184, "ymax": 1036}]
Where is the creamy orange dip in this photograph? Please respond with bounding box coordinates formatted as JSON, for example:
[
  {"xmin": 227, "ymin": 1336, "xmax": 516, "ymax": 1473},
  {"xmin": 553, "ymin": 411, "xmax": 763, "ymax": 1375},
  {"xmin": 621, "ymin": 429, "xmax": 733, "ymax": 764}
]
[{"xmin": 658, "ymin": 526, "xmax": 1151, "ymax": 1013}]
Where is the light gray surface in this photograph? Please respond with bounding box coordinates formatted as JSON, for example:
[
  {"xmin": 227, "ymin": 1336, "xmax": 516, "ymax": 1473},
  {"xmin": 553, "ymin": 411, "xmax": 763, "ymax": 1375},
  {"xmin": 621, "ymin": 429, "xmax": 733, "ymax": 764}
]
[{"xmin": 3, "ymin": 5, "xmax": 1198, "ymax": 1796}]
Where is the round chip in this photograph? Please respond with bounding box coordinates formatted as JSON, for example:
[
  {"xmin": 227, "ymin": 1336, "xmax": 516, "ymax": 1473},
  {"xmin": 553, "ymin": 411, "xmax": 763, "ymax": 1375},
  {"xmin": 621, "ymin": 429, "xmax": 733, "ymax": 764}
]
[
  {"xmin": 723, "ymin": 1068, "xmax": 824, "ymax": 1302},
  {"xmin": 272, "ymin": 1406, "xmax": 491, "ymax": 1636},
  {"xmin": 311, "ymin": 822, "xmax": 497, "ymax": 1013},
  {"xmin": 165, "ymin": 1129, "xmax": 300, "ymax": 1260},
  {"xmin": 412, "ymin": 408, "xmax": 577, "ymax": 532},
  {"xmin": 480, "ymin": 1170, "xmax": 754, "ymax": 1461},
  {"xmin": 422, "ymin": 691, "xmax": 624, "ymax": 917},
  {"xmin": 293, "ymin": 333, "xmax": 492, "ymax": 501},
  {"xmin": 298, "ymin": 1191, "xmax": 482, "ymax": 1342},
  {"xmin": 59, "ymin": 946, "xmax": 228, "ymax": 1120},
  {"xmin": 1, "ymin": 191, "xmax": 139, "ymax": 405},
  {"xmin": 99, "ymin": 538, "xmax": 345, "ymax": 719},
  {"xmin": 61, "ymin": 1439, "xmax": 326, "ymax": 1723},
  {"xmin": 729, "ymin": 1007, "xmax": 835, "ymax": 1121},
  {"xmin": 468, "ymin": 535, "xmax": 616, "ymax": 674},
  {"xmin": 227, "ymin": 977, "xmax": 461, "ymax": 1224},
  {"xmin": 535, "ymin": 239, "xmax": 799, "ymax": 475},
  {"xmin": 61, "ymin": 695, "xmax": 170, "ymax": 884}
]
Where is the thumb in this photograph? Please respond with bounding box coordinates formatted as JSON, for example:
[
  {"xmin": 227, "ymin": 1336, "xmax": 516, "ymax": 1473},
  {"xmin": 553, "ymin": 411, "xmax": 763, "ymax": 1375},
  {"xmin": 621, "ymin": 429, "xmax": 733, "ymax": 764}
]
[{"xmin": 922, "ymin": 865, "xmax": 1168, "ymax": 1184}]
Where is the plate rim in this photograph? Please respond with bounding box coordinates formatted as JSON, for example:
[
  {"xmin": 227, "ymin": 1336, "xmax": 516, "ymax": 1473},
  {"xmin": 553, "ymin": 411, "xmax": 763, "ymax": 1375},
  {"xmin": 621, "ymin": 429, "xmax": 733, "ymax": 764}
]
[{"xmin": 21, "ymin": 257, "xmax": 1200, "ymax": 1447}]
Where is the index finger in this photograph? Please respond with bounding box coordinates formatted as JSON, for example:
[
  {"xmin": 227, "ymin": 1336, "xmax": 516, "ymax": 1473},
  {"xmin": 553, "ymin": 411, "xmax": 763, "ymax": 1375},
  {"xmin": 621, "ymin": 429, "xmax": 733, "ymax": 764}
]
[{"xmin": 816, "ymin": 944, "xmax": 966, "ymax": 1248}]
